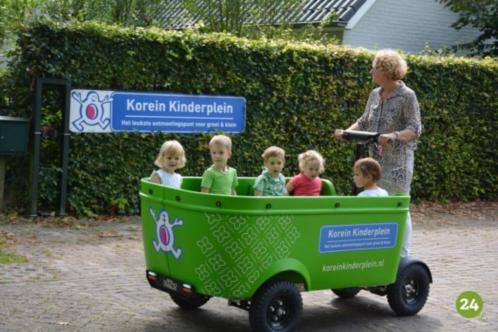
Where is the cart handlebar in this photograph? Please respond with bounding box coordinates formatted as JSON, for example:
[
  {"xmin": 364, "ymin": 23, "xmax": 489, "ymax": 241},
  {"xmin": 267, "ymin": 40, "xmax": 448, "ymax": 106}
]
[{"xmin": 341, "ymin": 130, "xmax": 379, "ymax": 144}]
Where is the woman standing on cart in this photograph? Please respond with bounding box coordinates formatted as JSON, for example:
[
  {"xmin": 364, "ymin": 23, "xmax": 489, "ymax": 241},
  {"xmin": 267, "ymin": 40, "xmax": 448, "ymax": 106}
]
[{"xmin": 335, "ymin": 49, "xmax": 422, "ymax": 257}]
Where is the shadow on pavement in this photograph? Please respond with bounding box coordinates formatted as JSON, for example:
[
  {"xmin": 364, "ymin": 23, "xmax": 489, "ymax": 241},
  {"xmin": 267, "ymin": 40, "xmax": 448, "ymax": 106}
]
[
  {"xmin": 299, "ymin": 295, "xmax": 443, "ymax": 331},
  {"xmin": 142, "ymin": 294, "xmax": 443, "ymax": 332},
  {"xmin": 144, "ymin": 307, "xmax": 250, "ymax": 332}
]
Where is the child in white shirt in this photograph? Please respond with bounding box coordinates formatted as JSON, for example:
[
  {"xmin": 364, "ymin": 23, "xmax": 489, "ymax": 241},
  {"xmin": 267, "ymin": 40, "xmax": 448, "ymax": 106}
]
[
  {"xmin": 150, "ymin": 140, "xmax": 186, "ymax": 188},
  {"xmin": 353, "ymin": 157, "xmax": 388, "ymax": 197}
]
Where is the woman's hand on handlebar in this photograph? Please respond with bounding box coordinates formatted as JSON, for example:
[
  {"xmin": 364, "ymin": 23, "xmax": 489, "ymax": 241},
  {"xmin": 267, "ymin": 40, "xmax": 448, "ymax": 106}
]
[
  {"xmin": 334, "ymin": 129, "xmax": 344, "ymax": 140},
  {"xmin": 378, "ymin": 133, "xmax": 396, "ymax": 146}
]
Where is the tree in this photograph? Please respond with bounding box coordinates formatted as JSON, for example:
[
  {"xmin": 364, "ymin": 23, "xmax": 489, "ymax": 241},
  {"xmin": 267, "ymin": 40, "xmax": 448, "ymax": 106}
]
[
  {"xmin": 0, "ymin": 0, "xmax": 163, "ymax": 65},
  {"xmin": 438, "ymin": 0, "xmax": 498, "ymax": 56},
  {"xmin": 181, "ymin": 0, "xmax": 304, "ymax": 36},
  {"xmin": 0, "ymin": 0, "xmax": 40, "ymax": 43},
  {"xmin": 40, "ymin": 0, "xmax": 163, "ymax": 27}
]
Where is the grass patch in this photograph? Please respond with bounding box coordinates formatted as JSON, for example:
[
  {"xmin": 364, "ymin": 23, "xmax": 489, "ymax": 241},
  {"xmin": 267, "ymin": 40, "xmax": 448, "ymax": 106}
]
[
  {"xmin": 0, "ymin": 239, "xmax": 28, "ymax": 264},
  {"xmin": 0, "ymin": 212, "xmax": 30, "ymax": 225},
  {"xmin": 0, "ymin": 250, "xmax": 28, "ymax": 264}
]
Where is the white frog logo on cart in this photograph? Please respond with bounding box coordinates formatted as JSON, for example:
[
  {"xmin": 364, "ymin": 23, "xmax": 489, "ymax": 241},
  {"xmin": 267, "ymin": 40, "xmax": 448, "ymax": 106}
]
[
  {"xmin": 71, "ymin": 90, "xmax": 111, "ymax": 131},
  {"xmin": 150, "ymin": 208, "xmax": 183, "ymax": 259}
]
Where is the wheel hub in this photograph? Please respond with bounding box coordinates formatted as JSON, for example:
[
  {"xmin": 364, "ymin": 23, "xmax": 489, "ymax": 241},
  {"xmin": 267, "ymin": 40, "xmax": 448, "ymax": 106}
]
[
  {"xmin": 404, "ymin": 279, "xmax": 419, "ymax": 303},
  {"xmin": 269, "ymin": 298, "xmax": 289, "ymax": 324}
]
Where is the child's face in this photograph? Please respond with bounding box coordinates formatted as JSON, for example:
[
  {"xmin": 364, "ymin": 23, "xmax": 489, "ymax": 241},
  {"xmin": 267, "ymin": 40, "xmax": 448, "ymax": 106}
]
[
  {"xmin": 302, "ymin": 159, "xmax": 321, "ymax": 179},
  {"xmin": 163, "ymin": 153, "xmax": 181, "ymax": 172},
  {"xmin": 210, "ymin": 143, "xmax": 231, "ymax": 168},
  {"xmin": 353, "ymin": 167, "xmax": 372, "ymax": 188},
  {"xmin": 264, "ymin": 156, "xmax": 284, "ymax": 177}
]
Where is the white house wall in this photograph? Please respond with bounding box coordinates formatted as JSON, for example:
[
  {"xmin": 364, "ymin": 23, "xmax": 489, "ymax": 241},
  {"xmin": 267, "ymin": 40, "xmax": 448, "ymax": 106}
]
[{"xmin": 342, "ymin": 0, "xmax": 480, "ymax": 53}]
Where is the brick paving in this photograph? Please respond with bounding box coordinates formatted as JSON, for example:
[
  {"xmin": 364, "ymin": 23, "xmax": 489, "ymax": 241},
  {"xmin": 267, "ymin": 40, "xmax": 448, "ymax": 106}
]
[{"xmin": 0, "ymin": 203, "xmax": 497, "ymax": 331}]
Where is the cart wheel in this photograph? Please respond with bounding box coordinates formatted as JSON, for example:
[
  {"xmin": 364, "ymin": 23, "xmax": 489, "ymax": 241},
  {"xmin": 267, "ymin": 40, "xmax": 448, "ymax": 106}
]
[
  {"xmin": 169, "ymin": 291, "xmax": 210, "ymax": 310},
  {"xmin": 249, "ymin": 280, "xmax": 302, "ymax": 332},
  {"xmin": 387, "ymin": 264, "xmax": 430, "ymax": 316},
  {"xmin": 332, "ymin": 287, "xmax": 361, "ymax": 299}
]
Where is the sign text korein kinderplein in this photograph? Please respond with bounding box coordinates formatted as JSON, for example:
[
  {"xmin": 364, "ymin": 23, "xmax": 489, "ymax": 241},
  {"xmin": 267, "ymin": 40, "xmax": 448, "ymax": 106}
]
[{"xmin": 70, "ymin": 90, "xmax": 246, "ymax": 133}]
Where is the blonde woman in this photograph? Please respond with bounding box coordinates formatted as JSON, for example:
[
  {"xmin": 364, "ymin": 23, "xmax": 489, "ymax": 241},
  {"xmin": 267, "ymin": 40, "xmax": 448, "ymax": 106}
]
[{"xmin": 335, "ymin": 49, "xmax": 422, "ymax": 257}]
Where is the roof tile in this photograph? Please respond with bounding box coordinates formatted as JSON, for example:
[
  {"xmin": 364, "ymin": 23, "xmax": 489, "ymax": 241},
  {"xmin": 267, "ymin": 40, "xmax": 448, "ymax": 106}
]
[{"xmin": 157, "ymin": 0, "xmax": 366, "ymax": 28}]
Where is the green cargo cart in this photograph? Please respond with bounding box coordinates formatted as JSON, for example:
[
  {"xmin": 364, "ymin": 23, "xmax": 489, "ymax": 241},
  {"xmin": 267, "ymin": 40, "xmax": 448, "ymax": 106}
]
[{"xmin": 140, "ymin": 177, "xmax": 431, "ymax": 332}]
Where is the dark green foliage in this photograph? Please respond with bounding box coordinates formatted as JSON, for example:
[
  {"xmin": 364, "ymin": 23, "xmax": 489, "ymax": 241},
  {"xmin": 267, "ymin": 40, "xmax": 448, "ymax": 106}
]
[
  {"xmin": 437, "ymin": 0, "xmax": 498, "ymax": 56},
  {"xmin": 2, "ymin": 21, "xmax": 497, "ymax": 215}
]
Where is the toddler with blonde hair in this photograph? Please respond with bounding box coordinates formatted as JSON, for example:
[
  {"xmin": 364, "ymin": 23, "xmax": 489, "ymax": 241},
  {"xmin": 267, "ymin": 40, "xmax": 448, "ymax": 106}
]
[
  {"xmin": 150, "ymin": 140, "xmax": 186, "ymax": 188},
  {"xmin": 286, "ymin": 150, "xmax": 324, "ymax": 196},
  {"xmin": 201, "ymin": 135, "xmax": 238, "ymax": 195}
]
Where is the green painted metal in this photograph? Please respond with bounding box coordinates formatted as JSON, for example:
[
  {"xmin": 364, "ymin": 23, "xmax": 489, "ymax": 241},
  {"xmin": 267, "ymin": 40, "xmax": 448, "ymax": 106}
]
[
  {"xmin": 140, "ymin": 176, "xmax": 409, "ymax": 299},
  {"xmin": 0, "ymin": 116, "xmax": 30, "ymax": 155}
]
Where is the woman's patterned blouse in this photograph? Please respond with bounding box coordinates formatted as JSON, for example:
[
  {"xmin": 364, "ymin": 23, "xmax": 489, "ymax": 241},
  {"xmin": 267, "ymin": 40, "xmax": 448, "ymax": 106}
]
[{"xmin": 356, "ymin": 81, "xmax": 422, "ymax": 194}]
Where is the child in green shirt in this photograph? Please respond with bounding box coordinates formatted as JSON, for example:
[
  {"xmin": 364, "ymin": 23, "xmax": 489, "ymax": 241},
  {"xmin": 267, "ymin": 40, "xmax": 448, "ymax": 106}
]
[{"xmin": 201, "ymin": 135, "xmax": 238, "ymax": 195}]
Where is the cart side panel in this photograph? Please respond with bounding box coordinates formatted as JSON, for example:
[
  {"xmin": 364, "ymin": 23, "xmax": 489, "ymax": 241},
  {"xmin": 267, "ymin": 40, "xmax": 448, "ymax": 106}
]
[
  {"xmin": 140, "ymin": 181, "xmax": 170, "ymax": 276},
  {"xmin": 140, "ymin": 178, "xmax": 409, "ymax": 299},
  {"xmin": 295, "ymin": 207, "xmax": 406, "ymax": 291},
  {"xmin": 164, "ymin": 208, "xmax": 306, "ymax": 298}
]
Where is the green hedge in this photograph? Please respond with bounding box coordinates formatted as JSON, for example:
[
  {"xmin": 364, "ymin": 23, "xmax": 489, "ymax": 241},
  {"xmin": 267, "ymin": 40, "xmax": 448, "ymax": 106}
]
[{"xmin": 3, "ymin": 20, "xmax": 497, "ymax": 215}]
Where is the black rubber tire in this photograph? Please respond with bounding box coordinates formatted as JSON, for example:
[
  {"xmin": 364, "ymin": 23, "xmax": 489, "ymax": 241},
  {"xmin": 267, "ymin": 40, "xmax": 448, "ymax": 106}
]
[
  {"xmin": 169, "ymin": 291, "xmax": 210, "ymax": 310},
  {"xmin": 332, "ymin": 287, "xmax": 361, "ymax": 299},
  {"xmin": 387, "ymin": 263, "xmax": 430, "ymax": 316},
  {"xmin": 249, "ymin": 280, "xmax": 303, "ymax": 332}
]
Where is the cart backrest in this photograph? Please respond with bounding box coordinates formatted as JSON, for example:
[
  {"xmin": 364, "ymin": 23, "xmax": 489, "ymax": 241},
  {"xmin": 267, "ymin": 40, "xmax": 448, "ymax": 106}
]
[
  {"xmin": 179, "ymin": 177, "xmax": 336, "ymax": 196},
  {"xmin": 321, "ymin": 179, "xmax": 336, "ymax": 196}
]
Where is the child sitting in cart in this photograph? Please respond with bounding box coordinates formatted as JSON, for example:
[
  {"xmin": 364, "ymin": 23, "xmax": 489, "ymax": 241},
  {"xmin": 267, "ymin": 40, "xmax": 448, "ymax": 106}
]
[
  {"xmin": 150, "ymin": 140, "xmax": 186, "ymax": 188},
  {"xmin": 254, "ymin": 146, "xmax": 287, "ymax": 196},
  {"xmin": 201, "ymin": 134, "xmax": 238, "ymax": 195},
  {"xmin": 286, "ymin": 150, "xmax": 324, "ymax": 196},
  {"xmin": 353, "ymin": 157, "xmax": 388, "ymax": 196}
]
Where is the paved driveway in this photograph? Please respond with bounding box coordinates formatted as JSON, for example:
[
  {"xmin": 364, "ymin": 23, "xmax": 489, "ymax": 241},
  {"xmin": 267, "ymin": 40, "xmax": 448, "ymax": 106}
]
[{"xmin": 0, "ymin": 203, "xmax": 497, "ymax": 331}]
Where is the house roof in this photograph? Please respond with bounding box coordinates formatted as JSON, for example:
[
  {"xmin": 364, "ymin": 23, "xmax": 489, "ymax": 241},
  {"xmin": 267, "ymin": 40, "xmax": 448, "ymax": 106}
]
[{"xmin": 157, "ymin": 0, "xmax": 367, "ymax": 29}]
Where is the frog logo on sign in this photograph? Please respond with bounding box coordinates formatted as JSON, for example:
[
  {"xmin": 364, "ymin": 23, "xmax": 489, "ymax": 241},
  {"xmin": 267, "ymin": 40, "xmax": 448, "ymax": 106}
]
[{"xmin": 70, "ymin": 90, "xmax": 112, "ymax": 132}]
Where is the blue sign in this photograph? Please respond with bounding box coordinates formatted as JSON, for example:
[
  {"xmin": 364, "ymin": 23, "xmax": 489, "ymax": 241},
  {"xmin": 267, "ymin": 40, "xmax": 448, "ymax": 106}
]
[
  {"xmin": 319, "ymin": 223, "xmax": 398, "ymax": 253},
  {"xmin": 70, "ymin": 90, "xmax": 246, "ymax": 133}
]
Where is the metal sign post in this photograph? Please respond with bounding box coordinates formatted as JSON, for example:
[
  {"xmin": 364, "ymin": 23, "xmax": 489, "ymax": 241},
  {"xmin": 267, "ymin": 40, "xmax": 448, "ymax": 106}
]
[{"xmin": 29, "ymin": 78, "xmax": 71, "ymax": 217}]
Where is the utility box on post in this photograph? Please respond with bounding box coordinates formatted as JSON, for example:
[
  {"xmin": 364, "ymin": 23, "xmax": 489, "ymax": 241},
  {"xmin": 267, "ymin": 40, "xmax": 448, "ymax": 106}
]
[
  {"xmin": 0, "ymin": 116, "xmax": 30, "ymax": 155},
  {"xmin": 0, "ymin": 115, "xmax": 30, "ymax": 211}
]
